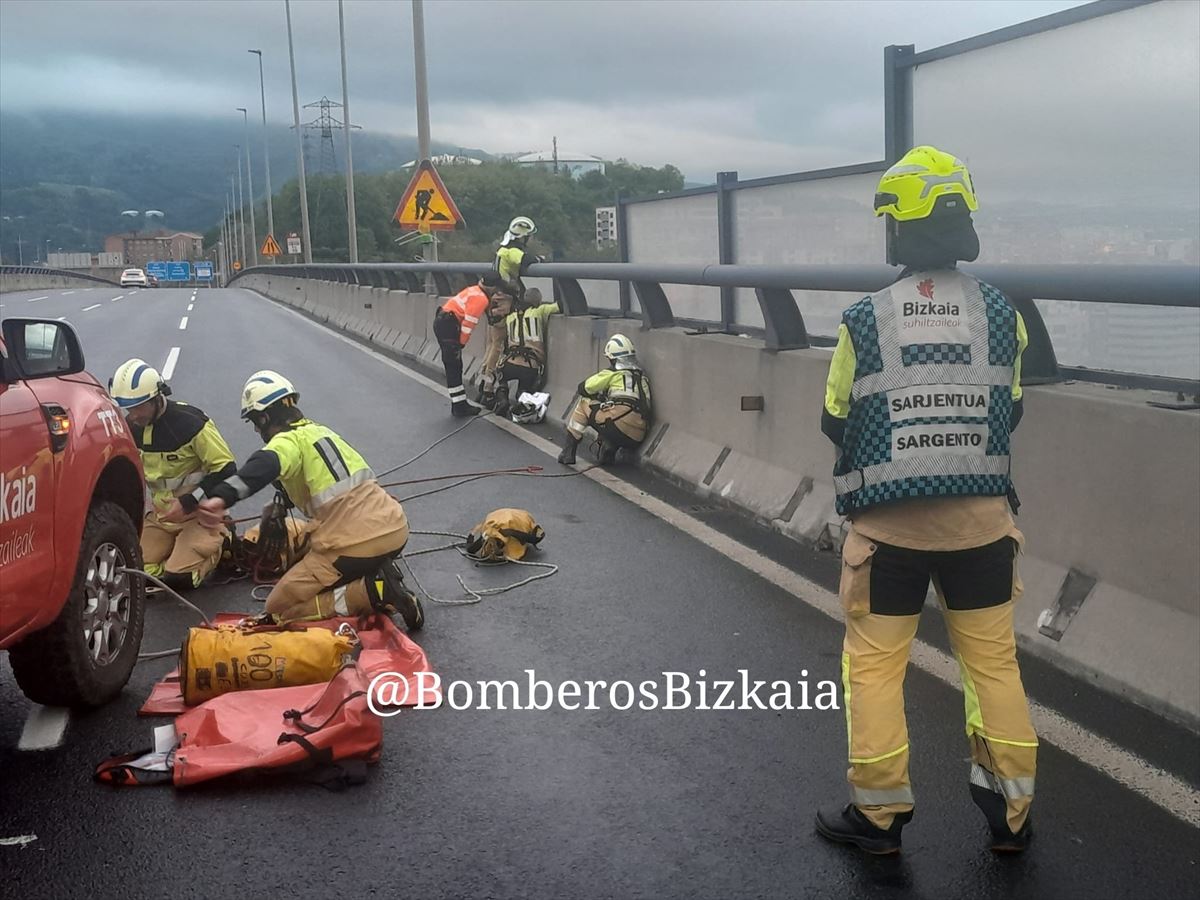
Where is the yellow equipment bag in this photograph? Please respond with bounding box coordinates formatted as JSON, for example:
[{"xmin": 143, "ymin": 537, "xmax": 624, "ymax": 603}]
[
  {"xmin": 180, "ymin": 623, "xmax": 357, "ymax": 706},
  {"xmin": 465, "ymin": 508, "xmax": 545, "ymax": 562}
]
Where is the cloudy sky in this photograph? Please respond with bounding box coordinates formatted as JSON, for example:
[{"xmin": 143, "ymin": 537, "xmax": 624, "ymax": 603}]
[{"xmin": 0, "ymin": 0, "xmax": 1087, "ymax": 179}]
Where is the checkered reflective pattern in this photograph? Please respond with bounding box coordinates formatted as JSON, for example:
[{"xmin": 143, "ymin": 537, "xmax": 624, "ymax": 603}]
[
  {"xmin": 841, "ymin": 394, "xmax": 892, "ymax": 469},
  {"xmin": 986, "ymin": 385, "xmax": 1012, "ymax": 455},
  {"xmin": 843, "ymin": 297, "xmax": 883, "ymax": 377},
  {"xmin": 901, "ymin": 342, "xmax": 973, "ymax": 366},
  {"xmin": 982, "ymin": 282, "xmax": 1019, "ymax": 366},
  {"xmin": 838, "ymin": 474, "xmax": 1011, "ymax": 515}
]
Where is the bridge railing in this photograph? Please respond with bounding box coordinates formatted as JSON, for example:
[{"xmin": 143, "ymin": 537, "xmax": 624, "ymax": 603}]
[
  {"xmin": 230, "ymin": 261, "xmax": 1200, "ymax": 394},
  {"xmin": 0, "ymin": 264, "xmax": 120, "ymax": 287}
]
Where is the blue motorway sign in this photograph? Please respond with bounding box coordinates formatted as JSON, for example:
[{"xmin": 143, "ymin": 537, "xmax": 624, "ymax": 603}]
[
  {"xmin": 166, "ymin": 261, "xmax": 192, "ymax": 282},
  {"xmin": 194, "ymin": 261, "xmax": 214, "ymax": 281},
  {"xmin": 145, "ymin": 261, "xmax": 169, "ymax": 279}
]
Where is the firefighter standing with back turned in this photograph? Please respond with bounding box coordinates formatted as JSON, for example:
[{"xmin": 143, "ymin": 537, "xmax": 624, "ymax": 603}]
[
  {"xmin": 815, "ymin": 146, "xmax": 1037, "ymax": 855},
  {"xmin": 109, "ymin": 359, "xmax": 238, "ymax": 591},
  {"xmin": 433, "ymin": 273, "xmax": 513, "ymax": 417}
]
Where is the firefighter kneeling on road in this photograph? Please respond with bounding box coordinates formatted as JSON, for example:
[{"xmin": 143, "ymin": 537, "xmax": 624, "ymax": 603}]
[
  {"xmin": 558, "ymin": 334, "xmax": 652, "ymax": 465},
  {"xmin": 434, "ymin": 273, "xmax": 513, "ymax": 417},
  {"xmin": 194, "ymin": 370, "xmax": 423, "ymax": 630},
  {"xmin": 815, "ymin": 146, "xmax": 1036, "ymax": 856},
  {"xmin": 109, "ymin": 358, "xmax": 237, "ymax": 591},
  {"xmin": 494, "ymin": 287, "xmax": 558, "ymax": 419}
]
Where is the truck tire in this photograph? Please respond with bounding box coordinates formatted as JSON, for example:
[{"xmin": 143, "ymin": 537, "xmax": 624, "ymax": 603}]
[{"xmin": 10, "ymin": 501, "xmax": 146, "ymax": 708}]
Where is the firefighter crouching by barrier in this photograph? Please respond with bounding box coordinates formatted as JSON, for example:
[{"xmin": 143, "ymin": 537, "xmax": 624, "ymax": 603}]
[
  {"xmin": 195, "ymin": 370, "xmax": 424, "ymax": 631},
  {"xmin": 558, "ymin": 334, "xmax": 653, "ymax": 466},
  {"xmin": 494, "ymin": 287, "xmax": 558, "ymax": 420}
]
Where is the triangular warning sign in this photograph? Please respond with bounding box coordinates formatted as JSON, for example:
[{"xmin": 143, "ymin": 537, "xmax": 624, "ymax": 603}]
[
  {"xmin": 393, "ymin": 160, "xmax": 465, "ymax": 231},
  {"xmin": 260, "ymin": 233, "xmax": 283, "ymax": 256}
]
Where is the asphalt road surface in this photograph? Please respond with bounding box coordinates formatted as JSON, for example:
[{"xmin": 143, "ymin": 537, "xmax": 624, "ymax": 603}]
[{"xmin": 2, "ymin": 285, "xmax": 1198, "ymax": 899}]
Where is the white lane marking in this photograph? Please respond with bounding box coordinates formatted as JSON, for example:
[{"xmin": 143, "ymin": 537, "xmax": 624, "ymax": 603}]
[
  {"xmin": 187, "ymin": 303, "xmax": 194, "ymax": 311},
  {"xmin": 17, "ymin": 705, "xmax": 69, "ymax": 750},
  {"xmin": 26, "ymin": 296, "xmax": 48, "ymax": 302},
  {"xmin": 110, "ymin": 294, "xmax": 124, "ymax": 302},
  {"xmin": 178, "ymin": 316, "xmax": 188, "ymax": 330},
  {"xmin": 61, "ymin": 290, "xmax": 75, "ymax": 295},
  {"xmin": 253, "ymin": 288, "xmax": 1200, "ymax": 829},
  {"xmin": 81, "ymin": 303, "xmax": 101, "ymax": 312},
  {"xmin": 161, "ymin": 346, "xmax": 180, "ymax": 380},
  {"xmin": 0, "ymin": 835, "xmax": 38, "ymax": 848},
  {"xmin": 55, "ymin": 316, "xmax": 68, "ymax": 322}
]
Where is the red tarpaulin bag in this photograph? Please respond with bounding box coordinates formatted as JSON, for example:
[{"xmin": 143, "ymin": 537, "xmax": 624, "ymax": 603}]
[{"xmin": 97, "ymin": 666, "xmax": 382, "ymax": 790}]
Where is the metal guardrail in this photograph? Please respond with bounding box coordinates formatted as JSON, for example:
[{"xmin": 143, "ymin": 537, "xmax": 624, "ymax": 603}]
[
  {"xmin": 0, "ymin": 264, "xmax": 120, "ymax": 287},
  {"xmin": 230, "ymin": 261, "xmax": 1200, "ymax": 394}
]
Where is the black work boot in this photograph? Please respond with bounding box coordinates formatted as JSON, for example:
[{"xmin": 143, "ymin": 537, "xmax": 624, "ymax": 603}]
[
  {"xmin": 597, "ymin": 441, "xmax": 618, "ymax": 465},
  {"xmin": 370, "ymin": 562, "xmax": 425, "ymax": 631},
  {"xmin": 971, "ymin": 782, "xmax": 1033, "ymax": 853},
  {"xmin": 451, "ymin": 400, "xmax": 480, "ymax": 418},
  {"xmin": 493, "ymin": 392, "xmax": 511, "ymax": 419},
  {"xmin": 557, "ymin": 433, "xmax": 580, "ymax": 465},
  {"xmin": 480, "ymin": 391, "xmax": 497, "ymax": 411},
  {"xmin": 815, "ymin": 804, "xmax": 911, "ymax": 855}
]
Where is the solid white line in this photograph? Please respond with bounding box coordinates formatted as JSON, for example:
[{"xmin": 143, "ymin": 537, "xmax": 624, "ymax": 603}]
[
  {"xmin": 161, "ymin": 346, "xmax": 180, "ymax": 380},
  {"xmin": 0, "ymin": 835, "xmax": 38, "ymax": 848},
  {"xmin": 81, "ymin": 303, "xmax": 101, "ymax": 312},
  {"xmin": 249, "ymin": 288, "xmax": 1200, "ymax": 829},
  {"xmin": 178, "ymin": 316, "xmax": 188, "ymax": 330},
  {"xmin": 26, "ymin": 296, "xmax": 47, "ymax": 302},
  {"xmin": 17, "ymin": 705, "xmax": 69, "ymax": 751}
]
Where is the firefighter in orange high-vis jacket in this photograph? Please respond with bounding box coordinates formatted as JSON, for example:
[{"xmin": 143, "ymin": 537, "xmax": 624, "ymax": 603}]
[
  {"xmin": 815, "ymin": 146, "xmax": 1037, "ymax": 857},
  {"xmin": 433, "ymin": 273, "xmax": 514, "ymax": 417}
]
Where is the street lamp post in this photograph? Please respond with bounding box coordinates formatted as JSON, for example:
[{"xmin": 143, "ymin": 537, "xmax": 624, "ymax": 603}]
[
  {"xmin": 235, "ymin": 147, "xmax": 247, "ymax": 265},
  {"xmin": 248, "ymin": 49, "xmax": 276, "ymax": 246},
  {"xmin": 284, "ymin": 0, "xmax": 313, "ymax": 264},
  {"xmin": 238, "ymin": 107, "xmax": 258, "ymax": 266},
  {"xmin": 338, "ymin": 0, "xmax": 358, "ymax": 263},
  {"xmin": 2, "ymin": 216, "xmax": 25, "ymax": 264},
  {"xmin": 412, "ymin": 0, "xmax": 436, "ymax": 284}
]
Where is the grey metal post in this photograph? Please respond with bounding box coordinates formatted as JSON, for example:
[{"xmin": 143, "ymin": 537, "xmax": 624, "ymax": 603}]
[
  {"xmin": 883, "ymin": 44, "xmax": 914, "ymax": 267},
  {"xmin": 230, "ymin": 178, "xmax": 239, "ymax": 267},
  {"xmin": 716, "ymin": 170, "xmax": 738, "ymax": 331},
  {"xmin": 249, "ymin": 50, "xmax": 276, "ymax": 244},
  {"xmin": 235, "ymin": 148, "xmax": 247, "ymax": 266},
  {"xmin": 338, "ymin": 0, "xmax": 358, "ymax": 263},
  {"xmin": 616, "ymin": 192, "xmax": 630, "ymax": 316},
  {"xmin": 285, "ymin": 0, "xmax": 313, "ymax": 264},
  {"xmin": 411, "ymin": 0, "xmax": 436, "ymax": 289},
  {"xmin": 239, "ymin": 108, "xmax": 258, "ymax": 266}
]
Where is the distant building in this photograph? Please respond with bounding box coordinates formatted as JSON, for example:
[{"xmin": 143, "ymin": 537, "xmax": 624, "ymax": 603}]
[
  {"xmin": 515, "ymin": 149, "xmax": 606, "ymax": 179},
  {"xmin": 104, "ymin": 230, "xmax": 204, "ymax": 268},
  {"xmin": 400, "ymin": 154, "xmax": 484, "ymax": 168}
]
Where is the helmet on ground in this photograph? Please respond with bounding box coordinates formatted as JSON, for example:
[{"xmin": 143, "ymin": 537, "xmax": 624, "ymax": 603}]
[
  {"xmin": 109, "ymin": 358, "xmax": 168, "ymax": 409},
  {"xmin": 241, "ymin": 370, "xmax": 298, "ymax": 419},
  {"xmin": 507, "ymin": 216, "xmax": 537, "ymax": 238},
  {"xmin": 510, "ymin": 391, "xmax": 549, "ymax": 424},
  {"xmin": 874, "ymin": 146, "xmax": 978, "ymax": 222},
  {"xmin": 604, "ymin": 334, "xmax": 636, "ymax": 362}
]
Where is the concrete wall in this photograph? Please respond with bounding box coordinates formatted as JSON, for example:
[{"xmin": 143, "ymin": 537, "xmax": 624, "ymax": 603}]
[
  {"xmin": 236, "ymin": 273, "xmax": 1200, "ymax": 728},
  {"xmin": 0, "ymin": 272, "xmax": 115, "ymax": 293}
]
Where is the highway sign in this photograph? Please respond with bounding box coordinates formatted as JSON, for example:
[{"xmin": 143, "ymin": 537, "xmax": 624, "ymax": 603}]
[
  {"xmin": 166, "ymin": 261, "xmax": 192, "ymax": 281},
  {"xmin": 195, "ymin": 261, "xmax": 214, "ymax": 281},
  {"xmin": 261, "ymin": 233, "xmax": 282, "ymax": 257},
  {"xmin": 146, "ymin": 261, "xmax": 169, "ymax": 279},
  {"xmin": 393, "ymin": 160, "xmax": 464, "ymax": 231},
  {"xmin": 286, "ymin": 233, "xmax": 302, "ymax": 255}
]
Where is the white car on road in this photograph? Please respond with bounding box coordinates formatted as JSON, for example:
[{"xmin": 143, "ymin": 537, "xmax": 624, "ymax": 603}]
[{"xmin": 119, "ymin": 268, "xmax": 148, "ymax": 287}]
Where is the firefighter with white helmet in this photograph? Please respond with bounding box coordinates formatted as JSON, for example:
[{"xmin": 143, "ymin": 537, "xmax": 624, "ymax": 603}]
[
  {"xmin": 109, "ymin": 358, "xmax": 237, "ymax": 591},
  {"xmin": 195, "ymin": 370, "xmax": 423, "ymax": 629},
  {"xmin": 815, "ymin": 146, "xmax": 1036, "ymax": 855},
  {"xmin": 480, "ymin": 215, "xmax": 541, "ymax": 409},
  {"xmin": 557, "ymin": 333, "xmax": 652, "ymax": 465}
]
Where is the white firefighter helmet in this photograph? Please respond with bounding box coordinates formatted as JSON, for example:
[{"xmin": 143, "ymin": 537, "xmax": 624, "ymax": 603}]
[
  {"xmin": 241, "ymin": 370, "xmax": 298, "ymax": 419},
  {"xmin": 109, "ymin": 358, "xmax": 167, "ymax": 409},
  {"xmin": 604, "ymin": 334, "xmax": 637, "ymax": 368},
  {"xmin": 501, "ymin": 215, "xmax": 537, "ymax": 246},
  {"xmin": 510, "ymin": 391, "xmax": 550, "ymax": 424}
]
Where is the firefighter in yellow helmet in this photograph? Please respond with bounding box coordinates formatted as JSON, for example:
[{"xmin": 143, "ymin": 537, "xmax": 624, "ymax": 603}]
[
  {"xmin": 493, "ymin": 286, "xmax": 559, "ymax": 420},
  {"xmin": 815, "ymin": 146, "xmax": 1037, "ymax": 855},
  {"xmin": 195, "ymin": 371, "xmax": 423, "ymax": 630},
  {"xmin": 557, "ymin": 334, "xmax": 652, "ymax": 465},
  {"xmin": 109, "ymin": 358, "xmax": 237, "ymax": 591}
]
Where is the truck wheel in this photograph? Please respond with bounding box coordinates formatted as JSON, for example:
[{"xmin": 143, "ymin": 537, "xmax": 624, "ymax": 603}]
[{"xmin": 10, "ymin": 501, "xmax": 146, "ymax": 708}]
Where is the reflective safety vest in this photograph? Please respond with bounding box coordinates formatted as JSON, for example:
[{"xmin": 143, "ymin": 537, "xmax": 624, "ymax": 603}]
[
  {"xmin": 833, "ymin": 269, "xmax": 1018, "ymax": 516},
  {"xmin": 264, "ymin": 419, "xmax": 376, "ymax": 518},
  {"xmin": 441, "ymin": 286, "xmax": 490, "ymax": 345},
  {"xmin": 504, "ymin": 302, "xmax": 559, "ymax": 361},
  {"xmin": 582, "ymin": 367, "xmax": 652, "ymax": 414},
  {"xmin": 133, "ymin": 401, "xmax": 236, "ymax": 508},
  {"xmin": 495, "ymin": 245, "xmax": 527, "ymax": 284}
]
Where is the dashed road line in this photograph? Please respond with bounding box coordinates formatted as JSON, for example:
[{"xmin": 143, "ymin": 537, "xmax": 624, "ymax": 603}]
[
  {"xmin": 110, "ymin": 294, "xmax": 125, "ymax": 302},
  {"xmin": 26, "ymin": 296, "xmax": 48, "ymax": 302},
  {"xmin": 257, "ymin": 288, "xmax": 1200, "ymax": 829},
  {"xmin": 179, "ymin": 316, "xmax": 189, "ymax": 330},
  {"xmin": 162, "ymin": 346, "xmax": 180, "ymax": 380},
  {"xmin": 17, "ymin": 705, "xmax": 69, "ymax": 751},
  {"xmin": 62, "ymin": 290, "xmax": 75, "ymax": 295},
  {"xmin": 81, "ymin": 303, "xmax": 101, "ymax": 312}
]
